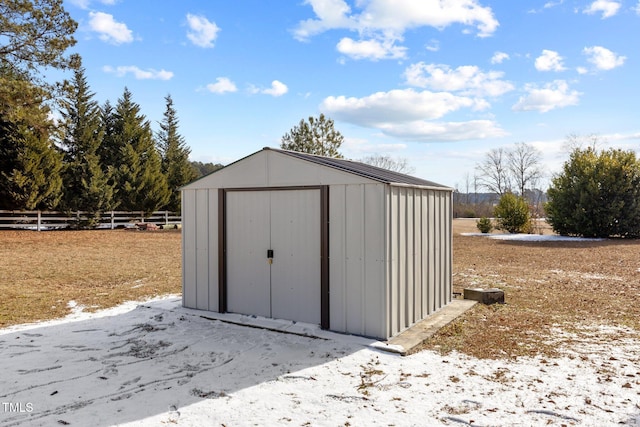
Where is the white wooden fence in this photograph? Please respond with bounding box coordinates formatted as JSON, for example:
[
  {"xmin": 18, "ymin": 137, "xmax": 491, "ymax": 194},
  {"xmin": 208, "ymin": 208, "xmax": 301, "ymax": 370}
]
[{"xmin": 0, "ymin": 210, "xmax": 181, "ymax": 231}]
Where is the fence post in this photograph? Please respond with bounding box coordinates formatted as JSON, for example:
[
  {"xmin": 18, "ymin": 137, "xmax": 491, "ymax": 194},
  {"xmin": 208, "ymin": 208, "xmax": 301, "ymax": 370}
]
[
  {"xmin": 164, "ymin": 211, "xmax": 169, "ymax": 225},
  {"xmin": 37, "ymin": 210, "xmax": 41, "ymax": 232}
]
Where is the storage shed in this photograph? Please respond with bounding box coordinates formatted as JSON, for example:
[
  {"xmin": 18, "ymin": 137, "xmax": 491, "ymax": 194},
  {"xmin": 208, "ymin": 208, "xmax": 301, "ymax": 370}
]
[{"xmin": 181, "ymin": 147, "xmax": 453, "ymax": 340}]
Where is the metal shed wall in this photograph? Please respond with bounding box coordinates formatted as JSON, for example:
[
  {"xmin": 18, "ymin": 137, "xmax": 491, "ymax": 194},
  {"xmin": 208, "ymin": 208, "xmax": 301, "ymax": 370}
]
[
  {"xmin": 386, "ymin": 185, "xmax": 452, "ymax": 338},
  {"xmin": 181, "ymin": 188, "xmax": 218, "ymax": 312},
  {"xmin": 182, "ymin": 148, "xmax": 453, "ymax": 340},
  {"xmin": 328, "ymin": 183, "xmax": 386, "ymax": 339}
]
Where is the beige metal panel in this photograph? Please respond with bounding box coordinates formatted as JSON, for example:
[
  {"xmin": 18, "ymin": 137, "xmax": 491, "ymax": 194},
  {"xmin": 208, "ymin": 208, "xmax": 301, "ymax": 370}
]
[
  {"xmin": 434, "ymin": 191, "xmax": 442, "ymax": 310},
  {"xmin": 267, "ymin": 151, "xmax": 379, "ymax": 186},
  {"xmin": 184, "ymin": 150, "xmax": 378, "ymax": 191},
  {"xmin": 196, "ymin": 190, "xmax": 210, "ymax": 310},
  {"xmin": 382, "ymin": 185, "xmax": 392, "ymax": 339},
  {"xmin": 388, "ymin": 186, "xmax": 400, "ymax": 336},
  {"xmin": 405, "ymin": 187, "xmax": 415, "ymax": 328},
  {"xmin": 329, "ymin": 185, "xmax": 347, "ymax": 332},
  {"xmin": 412, "ymin": 189, "xmax": 422, "ymax": 322},
  {"xmin": 363, "ymin": 184, "xmax": 386, "ymax": 338},
  {"xmin": 398, "ymin": 187, "xmax": 407, "ymax": 331},
  {"xmin": 444, "ymin": 191, "xmax": 453, "ymax": 305},
  {"xmin": 183, "ymin": 151, "xmax": 269, "ymax": 189},
  {"xmin": 270, "ymin": 189, "xmax": 321, "ymax": 325},
  {"xmin": 345, "ymin": 184, "xmax": 365, "ymax": 335},
  {"xmin": 182, "ymin": 190, "xmax": 197, "ymax": 308},
  {"xmin": 419, "ymin": 190, "xmax": 428, "ymax": 317},
  {"xmin": 208, "ymin": 190, "xmax": 219, "ymax": 311},
  {"xmin": 427, "ymin": 190, "xmax": 436, "ymax": 314},
  {"xmin": 226, "ymin": 191, "xmax": 271, "ymax": 318}
]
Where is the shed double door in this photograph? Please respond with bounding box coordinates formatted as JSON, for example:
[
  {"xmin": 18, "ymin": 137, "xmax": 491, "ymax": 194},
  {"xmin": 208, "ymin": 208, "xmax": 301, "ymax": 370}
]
[{"xmin": 226, "ymin": 189, "xmax": 321, "ymax": 325}]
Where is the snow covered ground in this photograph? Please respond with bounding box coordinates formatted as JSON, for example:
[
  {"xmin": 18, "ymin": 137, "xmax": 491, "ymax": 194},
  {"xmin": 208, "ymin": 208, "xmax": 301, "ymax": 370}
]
[
  {"xmin": 1, "ymin": 295, "xmax": 638, "ymax": 426},
  {"xmin": 460, "ymin": 232, "xmax": 605, "ymax": 242}
]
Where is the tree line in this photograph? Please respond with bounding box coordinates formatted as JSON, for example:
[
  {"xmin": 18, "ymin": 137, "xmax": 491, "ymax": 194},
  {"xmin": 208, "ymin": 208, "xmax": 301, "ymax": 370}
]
[
  {"xmin": 1, "ymin": 65, "xmax": 221, "ymax": 220},
  {"xmin": 0, "ymin": 1, "xmax": 223, "ymax": 223},
  {"xmin": 466, "ymin": 137, "xmax": 640, "ymax": 238}
]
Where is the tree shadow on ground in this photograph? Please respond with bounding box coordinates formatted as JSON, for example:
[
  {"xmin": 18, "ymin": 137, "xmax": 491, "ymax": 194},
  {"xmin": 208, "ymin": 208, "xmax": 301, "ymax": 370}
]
[{"xmin": 0, "ymin": 298, "xmax": 373, "ymax": 426}]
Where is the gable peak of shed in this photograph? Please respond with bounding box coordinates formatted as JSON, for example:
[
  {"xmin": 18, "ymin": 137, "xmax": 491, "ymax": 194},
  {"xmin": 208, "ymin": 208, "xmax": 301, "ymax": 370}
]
[{"xmin": 264, "ymin": 147, "xmax": 451, "ymax": 190}]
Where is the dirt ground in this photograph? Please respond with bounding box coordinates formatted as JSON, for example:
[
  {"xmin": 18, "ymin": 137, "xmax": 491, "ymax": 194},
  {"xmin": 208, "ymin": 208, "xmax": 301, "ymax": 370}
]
[
  {"xmin": 0, "ymin": 229, "xmax": 182, "ymax": 327},
  {"xmin": 420, "ymin": 219, "xmax": 640, "ymax": 358},
  {"xmin": 1, "ymin": 222, "xmax": 639, "ymax": 359}
]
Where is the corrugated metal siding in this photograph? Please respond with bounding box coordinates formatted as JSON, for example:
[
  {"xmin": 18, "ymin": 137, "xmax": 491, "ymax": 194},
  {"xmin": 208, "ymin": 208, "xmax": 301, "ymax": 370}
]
[
  {"xmin": 329, "ymin": 183, "xmax": 386, "ymax": 338},
  {"xmin": 182, "ymin": 188, "xmax": 219, "ymax": 311},
  {"xmin": 226, "ymin": 191, "xmax": 272, "ymax": 318},
  {"xmin": 386, "ymin": 187, "xmax": 452, "ymax": 337},
  {"xmin": 270, "ymin": 190, "xmax": 321, "ymax": 324},
  {"xmin": 182, "ymin": 189, "xmax": 196, "ymax": 308}
]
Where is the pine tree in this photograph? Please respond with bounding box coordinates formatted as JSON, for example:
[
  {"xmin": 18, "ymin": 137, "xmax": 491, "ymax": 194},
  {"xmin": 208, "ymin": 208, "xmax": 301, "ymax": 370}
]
[
  {"xmin": 105, "ymin": 88, "xmax": 169, "ymax": 215},
  {"xmin": 0, "ymin": 115, "xmax": 63, "ymax": 211},
  {"xmin": 157, "ymin": 95, "xmax": 197, "ymax": 212},
  {"xmin": 280, "ymin": 114, "xmax": 344, "ymax": 158},
  {"xmin": 58, "ymin": 66, "xmax": 113, "ymax": 226},
  {"xmin": 0, "ymin": 0, "xmax": 79, "ymax": 125}
]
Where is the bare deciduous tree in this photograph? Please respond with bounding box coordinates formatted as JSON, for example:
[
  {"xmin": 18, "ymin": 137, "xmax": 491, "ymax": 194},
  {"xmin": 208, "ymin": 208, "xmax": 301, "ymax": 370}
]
[
  {"xmin": 507, "ymin": 142, "xmax": 543, "ymax": 198},
  {"xmin": 475, "ymin": 147, "xmax": 510, "ymax": 196},
  {"xmin": 358, "ymin": 154, "xmax": 415, "ymax": 174}
]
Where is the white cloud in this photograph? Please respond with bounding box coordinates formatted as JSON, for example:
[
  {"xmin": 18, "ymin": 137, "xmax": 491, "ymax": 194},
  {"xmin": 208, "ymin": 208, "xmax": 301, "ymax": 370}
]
[
  {"xmin": 336, "ymin": 37, "xmax": 407, "ymax": 60},
  {"xmin": 378, "ymin": 120, "xmax": 507, "ymax": 141},
  {"xmin": 320, "ymin": 89, "xmax": 488, "ymax": 127},
  {"xmin": 425, "ymin": 40, "xmax": 440, "ymax": 52},
  {"xmin": 68, "ymin": 0, "xmax": 117, "ymax": 9},
  {"xmin": 88, "ymin": 12, "xmax": 133, "ymax": 45},
  {"xmin": 583, "ymin": 46, "xmax": 626, "ymax": 70},
  {"xmin": 583, "ymin": 0, "xmax": 621, "ymax": 18},
  {"xmin": 512, "ymin": 80, "xmax": 581, "ymax": 113},
  {"xmin": 186, "ymin": 14, "xmax": 220, "ymax": 48},
  {"xmin": 321, "ymin": 88, "xmax": 507, "ymax": 141},
  {"xmin": 491, "ymin": 51, "xmax": 509, "ymax": 64},
  {"xmin": 206, "ymin": 77, "xmax": 237, "ymax": 94},
  {"xmin": 342, "ymin": 138, "xmax": 408, "ymax": 153},
  {"xmin": 403, "ymin": 63, "xmax": 514, "ymax": 97},
  {"xmin": 635, "ymin": 1, "xmax": 640, "ymax": 15},
  {"xmin": 250, "ymin": 80, "xmax": 289, "ymax": 97},
  {"xmin": 535, "ymin": 50, "xmax": 566, "ymax": 72},
  {"xmin": 294, "ymin": 0, "xmax": 499, "ymax": 60},
  {"xmin": 103, "ymin": 65, "xmax": 173, "ymax": 80}
]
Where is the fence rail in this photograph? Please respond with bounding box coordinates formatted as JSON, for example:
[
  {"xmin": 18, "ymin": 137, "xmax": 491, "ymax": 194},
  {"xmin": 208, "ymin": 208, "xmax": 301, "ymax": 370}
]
[{"xmin": 0, "ymin": 210, "xmax": 181, "ymax": 231}]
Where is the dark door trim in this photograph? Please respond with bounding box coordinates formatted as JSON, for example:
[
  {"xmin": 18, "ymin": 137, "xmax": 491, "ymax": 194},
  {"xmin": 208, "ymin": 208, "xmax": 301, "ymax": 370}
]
[{"xmin": 218, "ymin": 186, "xmax": 330, "ymax": 330}]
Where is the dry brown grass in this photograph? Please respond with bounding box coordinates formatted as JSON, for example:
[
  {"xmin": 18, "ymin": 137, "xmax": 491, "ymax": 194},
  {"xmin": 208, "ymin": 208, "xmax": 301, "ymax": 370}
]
[
  {"xmin": 2, "ymin": 222, "xmax": 639, "ymax": 361},
  {"xmin": 419, "ymin": 219, "xmax": 640, "ymax": 359},
  {"xmin": 0, "ymin": 229, "xmax": 181, "ymax": 327}
]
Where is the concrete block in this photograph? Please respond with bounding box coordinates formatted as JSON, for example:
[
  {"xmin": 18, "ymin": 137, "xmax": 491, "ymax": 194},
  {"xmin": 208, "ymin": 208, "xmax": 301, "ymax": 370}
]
[{"xmin": 463, "ymin": 288, "xmax": 504, "ymax": 305}]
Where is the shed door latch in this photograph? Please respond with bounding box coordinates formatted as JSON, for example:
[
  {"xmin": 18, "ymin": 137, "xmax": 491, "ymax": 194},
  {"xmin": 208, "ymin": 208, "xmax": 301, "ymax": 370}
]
[{"xmin": 267, "ymin": 249, "xmax": 274, "ymax": 264}]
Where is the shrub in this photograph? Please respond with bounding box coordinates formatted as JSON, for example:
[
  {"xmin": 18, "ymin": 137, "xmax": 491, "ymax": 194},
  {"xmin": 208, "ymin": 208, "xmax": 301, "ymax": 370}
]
[
  {"xmin": 546, "ymin": 148, "xmax": 640, "ymax": 238},
  {"xmin": 494, "ymin": 193, "xmax": 531, "ymax": 234},
  {"xmin": 476, "ymin": 217, "xmax": 493, "ymax": 233}
]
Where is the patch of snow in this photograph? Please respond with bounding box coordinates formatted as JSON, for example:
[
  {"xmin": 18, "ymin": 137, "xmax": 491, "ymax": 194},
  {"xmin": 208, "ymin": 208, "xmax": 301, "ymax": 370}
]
[
  {"xmin": 461, "ymin": 232, "xmax": 605, "ymax": 242},
  {"xmin": 0, "ymin": 297, "xmax": 638, "ymax": 426}
]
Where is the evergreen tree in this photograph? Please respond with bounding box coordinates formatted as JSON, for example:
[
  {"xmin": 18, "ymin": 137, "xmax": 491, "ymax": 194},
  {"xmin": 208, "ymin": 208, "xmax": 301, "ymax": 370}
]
[
  {"xmin": 105, "ymin": 88, "xmax": 169, "ymax": 215},
  {"xmin": 157, "ymin": 95, "xmax": 197, "ymax": 212},
  {"xmin": 280, "ymin": 113, "xmax": 344, "ymax": 158},
  {"xmin": 546, "ymin": 148, "xmax": 640, "ymax": 238},
  {"xmin": 1, "ymin": 0, "xmax": 79, "ymax": 124},
  {"xmin": 58, "ymin": 66, "xmax": 113, "ymax": 225},
  {"xmin": 0, "ymin": 111, "xmax": 62, "ymax": 210},
  {"xmin": 190, "ymin": 161, "xmax": 223, "ymax": 178}
]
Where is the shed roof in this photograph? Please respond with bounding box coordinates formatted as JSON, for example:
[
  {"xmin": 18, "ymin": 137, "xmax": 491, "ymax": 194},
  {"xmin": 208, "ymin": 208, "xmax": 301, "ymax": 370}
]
[{"xmin": 265, "ymin": 147, "xmax": 451, "ymax": 189}]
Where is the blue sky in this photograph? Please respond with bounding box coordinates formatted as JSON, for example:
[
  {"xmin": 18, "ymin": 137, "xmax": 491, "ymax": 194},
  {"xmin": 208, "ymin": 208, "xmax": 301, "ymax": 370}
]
[{"xmin": 61, "ymin": 0, "xmax": 640, "ymax": 189}]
